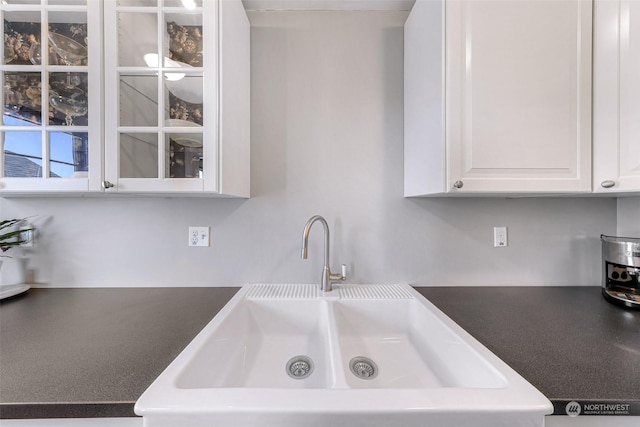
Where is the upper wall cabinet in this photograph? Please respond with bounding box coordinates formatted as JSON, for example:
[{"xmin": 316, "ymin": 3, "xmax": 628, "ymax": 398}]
[
  {"xmin": 0, "ymin": 0, "xmax": 249, "ymax": 197},
  {"xmin": 0, "ymin": 0, "xmax": 102, "ymax": 193},
  {"xmin": 103, "ymin": 0, "xmax": 250, "ymax": 196},
  {"xmin": 593, "ymin": 0, "xmax": 640, "ymax": 194},
  {"xmin": 404, "ymin": 0, "xmax": 593, "ymax": 196}
]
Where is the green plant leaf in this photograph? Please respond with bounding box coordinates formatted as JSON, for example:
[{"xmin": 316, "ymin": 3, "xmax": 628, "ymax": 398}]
[{"xmin": 0, "ymin": 218, "xmax": 34, "ymax": 254}]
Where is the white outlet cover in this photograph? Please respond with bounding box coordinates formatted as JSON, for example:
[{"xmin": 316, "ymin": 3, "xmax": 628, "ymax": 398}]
[
  {"xmin": 493, "ymin": 227, "xmax": 508, "ymax": 247},
  {"xmin": 188, "ymin": 227, "xmax": 210, "ymax": 247}
]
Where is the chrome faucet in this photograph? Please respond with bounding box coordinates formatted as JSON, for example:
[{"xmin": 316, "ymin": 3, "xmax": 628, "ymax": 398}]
[{"xmin": 301, "ymin": 215, "xmax": 346, "ymax": 292}]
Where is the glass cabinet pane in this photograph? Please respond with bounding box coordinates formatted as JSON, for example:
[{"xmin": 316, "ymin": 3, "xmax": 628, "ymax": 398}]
[
  {"xmin": 3, "ymin": 11, "xmax": 40, "ymax": 65},
  {"xmin": 167, "ymin": 132, "xmax": 201, "ymax": 178},
  {"xmin": 118, "ymin": 0, "xmax": 157, "ymax": 6},
  {"xmin": 164, "ymin": 0, "xmax": 202, "ymax": 7},
  {"xmin": 49, "ymin": 72, "xmax": 88, "ymax": 126},
  {"xmin": 165, "ymin": 14, "xmax": 203, "ymax": 67},
  {"xmin": 120, "ymin": 74, "xmax": 158, "ymax": 127},
  {"xmin": 49, "ymin": 131, "xmax": 88, "ymax": 177},
  {"xmin": 165, "ymin": 73, "xmax": 202, "ymax": 125},
  {"xmin": 118, "ymin": 12, "xmax": 157, "ymax": 67},
  {"xmin": 2, "ymin": 1, "xmax": 88, "ymax": 5},
  {"xmin": 120, "ymin": 132, "xmax": 158, "ymax": 178},
  {"xmin": 4, "ymin": 72, "xmax": 42, "ymax": 126},
  {"xmin": 48, "ymin": 1, "xmax": 87, "ymax": 5},
  {"xmin": 48, "ymin": 11, "xmax": 88, "ymax": 66},
  {"xmin": 2, "ymin": 131, "xmax": 42, "ymax": 177}
]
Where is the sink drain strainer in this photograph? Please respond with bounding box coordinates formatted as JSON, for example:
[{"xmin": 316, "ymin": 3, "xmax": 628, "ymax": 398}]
[
  {"xmin": 349, "ymin": 356, "xmax": 378, "ymax": 379},
  {"xmin": 286, "ymin": 355, "xmax": 314, "ymax": 379}
]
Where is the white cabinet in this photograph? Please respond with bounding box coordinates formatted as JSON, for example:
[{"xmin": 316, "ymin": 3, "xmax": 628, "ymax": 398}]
[
  {"xmin": 103, "ymin": 0, "xmax": 249, "ymax": 196},
  {"xmin": 405, "ymin": 0, "xmax": 593, "ymax": 196},
  {"xmin": 0, "ymin": 0, "xmax": 103, "ymax": 193},
  {"xmin": 593, "ymin": 0, "xmax": 640, "ymax": 194},
  {"xmin": 1, "ymin": 0, "xmax": 249, "ymax": 197}
]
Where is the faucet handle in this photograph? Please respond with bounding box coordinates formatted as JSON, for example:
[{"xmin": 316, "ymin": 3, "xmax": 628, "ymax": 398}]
[{"xmin": 329, "ymin": 264, "xmax": 347, "ymax": 285}]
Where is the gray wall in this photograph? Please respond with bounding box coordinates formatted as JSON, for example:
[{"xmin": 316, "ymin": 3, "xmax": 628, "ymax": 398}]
[
  {"xmin": 617, "ymin": 198, "xmax": 640, "ymax": 236},
  {"xmin": 0, "ymin": 11, "xmax": 618, "ymax": 287}
]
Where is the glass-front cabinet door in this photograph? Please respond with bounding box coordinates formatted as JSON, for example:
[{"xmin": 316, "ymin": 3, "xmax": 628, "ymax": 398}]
[
  {"xmin": 104, "ymin": 0, "xmax": 250, "ymax": 196},
  {"xmin": 1, "ymin": 0, "xmax": 248, "ymax": 196},
  {"xmin": 0, "ymin": 0, "xmax": 101, "ymax": 192},
  {"xmin": 104, "ymin": 0, "xmax": 218, "ymax": 193}
]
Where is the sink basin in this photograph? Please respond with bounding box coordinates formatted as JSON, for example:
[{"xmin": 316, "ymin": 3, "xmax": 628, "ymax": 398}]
[
  {"xmin": 331, "ymin": 299, "xmax": 506, "ymax": 389},
  {"xmin": 176, "ymin": 298, "xmax": 333, "ymax": 389},
  {"xmin": 135, "ymin": 284, "xmax": 552, "ymax": 427}
]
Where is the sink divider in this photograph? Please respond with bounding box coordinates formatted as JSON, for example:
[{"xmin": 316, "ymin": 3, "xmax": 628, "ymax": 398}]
[{"xmin": 323, "ymin": 300, "xmax": 349, "ymax": 389}]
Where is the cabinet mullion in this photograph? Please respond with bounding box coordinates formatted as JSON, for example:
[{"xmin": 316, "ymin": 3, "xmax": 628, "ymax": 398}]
[{"xmin": 157, "ymin": 7, "xmax": 164, "ymax": 180}]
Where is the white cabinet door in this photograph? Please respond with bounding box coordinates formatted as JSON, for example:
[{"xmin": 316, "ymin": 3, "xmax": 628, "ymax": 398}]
[
  {"xmin": 405, "ymin": 0, "xmax": 592, "ymax": 196},
  {"xmin": 103, "ymin": 0, "xmax": 249, "ymax": 196},
  {"xmin": 593, "ymin": 0, "xmax": 640, "ymax": 194},
  {"xmin": 0, "ymin": 0, "xmax": 102, "ymax": 194}
]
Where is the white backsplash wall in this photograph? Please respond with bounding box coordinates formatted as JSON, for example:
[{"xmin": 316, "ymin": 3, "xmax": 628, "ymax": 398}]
[
  {"xmin": 1, "ymin": 11, "xmax": 617, "ymax": 287},
  {"xmin": 617, "ymin": 198, "xmax": 640, "ymax": 236}
]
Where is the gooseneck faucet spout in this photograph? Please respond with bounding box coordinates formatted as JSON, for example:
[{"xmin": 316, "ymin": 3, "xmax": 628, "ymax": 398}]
[
  {"xmin": 301, "ymin": 215, "xmax": 346, "ymax": 292},
  {"xmin": 301, "ymin": 215, "xmax": 329, "ymax": 263}
]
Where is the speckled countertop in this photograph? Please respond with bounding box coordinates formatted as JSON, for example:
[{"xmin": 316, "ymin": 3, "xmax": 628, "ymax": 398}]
[
  {"xmin": 417, "ymin": 287, "xmax": 640, "ymax": 416},
  {"xmin": 0, "ymin": 287, "xmax": 239, "ymax": 419},
  {"xmin": 1, "ymin": 286, "xmax": 639, "ymax": 419}
]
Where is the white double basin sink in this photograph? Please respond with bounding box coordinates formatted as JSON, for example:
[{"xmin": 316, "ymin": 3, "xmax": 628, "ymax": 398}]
[{"xmin": 135, "ymin": 284, "xmax": 552, "ymax": 427}]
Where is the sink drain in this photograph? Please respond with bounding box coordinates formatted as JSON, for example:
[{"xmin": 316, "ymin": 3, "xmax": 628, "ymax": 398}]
[
  {"xmin": 286, "ymin": 356, "xmax": 314, "ymax": 379},
  {"xmin": 349, "ymin": 356, "xmax": 378, "ymax": 379}
]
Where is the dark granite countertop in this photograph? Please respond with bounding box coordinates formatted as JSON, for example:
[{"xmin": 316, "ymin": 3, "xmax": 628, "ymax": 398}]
[
  {"xmin": 1, "ymin": 286, "xmax": 639, "ymax": 419},
  {"xmin": 417, "ymin": 287, "xmax": 640, "ymax": 416},
  {"xmin": 0, "ymin": 287, "xmax": 239, "ymax": 419}
]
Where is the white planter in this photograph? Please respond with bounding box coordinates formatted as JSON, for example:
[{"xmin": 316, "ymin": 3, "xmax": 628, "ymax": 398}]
[
  {"xmin": 0, "ymin": 256, "xmax": 28, "ymax": 285},
  {"xmin": 0, "ymin": 257, "xmax": 30, "ymax": 300}
]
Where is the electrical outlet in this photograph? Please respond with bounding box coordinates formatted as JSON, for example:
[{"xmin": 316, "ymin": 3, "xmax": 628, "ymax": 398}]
[
  {"xmin": 494, "ymin": 227, "xmax": 508, "ymax": 247},
  {"xmin": 188, "ymin": 226, "xmax": 210, "ymax": 247}
]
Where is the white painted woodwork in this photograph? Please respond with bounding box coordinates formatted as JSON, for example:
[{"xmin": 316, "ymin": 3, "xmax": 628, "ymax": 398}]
[
  {"xmin": 405, "ymin": 0, "xmax": 593, "ymax": 196},
  {"xmin": 218, "ymin": 0, "xmax": 251, "ymax": 196},
  {"xmin": 593, "ymin": 0, "xmax": 640, "ymax": 194},
  {"xmin": 242, "ymin": 0, "xmax": 416, "ymax": 11},
  {"xmin": 103, "ymin": 0, "xmax": 250, "ymax": 196},
  {"xmin": 404, "ymin": 0, "xmax": 444, "ymax": 197}
]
